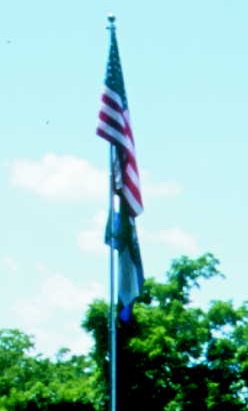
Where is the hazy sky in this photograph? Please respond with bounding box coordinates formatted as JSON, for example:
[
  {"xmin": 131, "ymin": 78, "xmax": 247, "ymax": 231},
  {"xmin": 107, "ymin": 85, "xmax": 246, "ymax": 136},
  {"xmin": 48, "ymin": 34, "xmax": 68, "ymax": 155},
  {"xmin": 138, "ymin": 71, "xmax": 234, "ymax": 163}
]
[{"xmin": 1, "ymin": 0, "xmax": 248, "ymax": 356}]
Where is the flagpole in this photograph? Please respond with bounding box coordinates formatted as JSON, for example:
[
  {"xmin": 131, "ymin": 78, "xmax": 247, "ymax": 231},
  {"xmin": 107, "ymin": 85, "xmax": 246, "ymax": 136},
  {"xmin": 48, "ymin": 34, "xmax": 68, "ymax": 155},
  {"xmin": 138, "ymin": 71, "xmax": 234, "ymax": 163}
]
[
  {"xmin": 109, "ymin": 142, "xmax": 117, "ymax": 411},
  {"xmin": 107, "ymin": 13, "xmax": 117, "ymax": 411},
  {"xmin": 108, "ymin": 16, "xmax": 117, "ymax": 410},
  {"xmin": 96, "ymin": 13, "xmax": 144, "ymax": 411}
]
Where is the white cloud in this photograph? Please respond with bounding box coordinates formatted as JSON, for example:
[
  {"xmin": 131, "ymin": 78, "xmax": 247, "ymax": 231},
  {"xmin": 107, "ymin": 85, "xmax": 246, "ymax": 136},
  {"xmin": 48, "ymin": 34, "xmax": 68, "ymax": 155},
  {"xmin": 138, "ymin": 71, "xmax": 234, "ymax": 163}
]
[
  {"xmin": 77, "ymin": 209, "xmax": 108, "ymax": 254},
  {"xmin": 141, "ymin": 170, "xmax": 183, "ymax": 199},
  {"xmin": 144, "ymin": 180, "xmax": 182, "ymax": 198},
  {"xmin": 143, "ymin": 227, "xmax": 199, "ymax": 255},
  {"xmin": 157, "ymin": 228, "xmax": 199, "ymax": 254},
  {"xmin": 13, "ymin": 273, "xmax": 105, "ymax": 326},
  {"xmin": 8, "ymin": 154, "xmax": 182, "ymax": 203},
  {"xmin": 12, "ymin": 272, "xmax": 106, "ymax": 356},
  {"xmin": 92, "ymin": 209, "xmax": 107, "ymax": 226},
  {"xmin": 43, "ymin": 274, "xmax": 103, "ymax": 309},
  {"xmin": 32, "ymin": 325, "xmax": 93, "ymax": 356},
  {"xmin": 77, "ymin": 229, "xmax": 107, "ymax": 254},
  {"xmin": 2, "ymin": 256, "xmax": 18, "ymax": 272},
  {"xmin": 34, "ymin": 262, "xmax": 50, "ymax": 274},
  {"xmin": 9, "ymin": 153, "xmax": 107, "ymax": 201}
]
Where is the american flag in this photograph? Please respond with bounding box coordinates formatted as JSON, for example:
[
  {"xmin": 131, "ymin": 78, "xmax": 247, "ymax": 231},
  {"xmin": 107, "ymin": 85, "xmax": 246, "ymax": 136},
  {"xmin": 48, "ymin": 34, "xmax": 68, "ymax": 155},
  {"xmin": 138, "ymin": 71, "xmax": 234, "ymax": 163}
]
[{"xmin": 97, "ymin": 26, "xmax": 143, "ymax": 217}]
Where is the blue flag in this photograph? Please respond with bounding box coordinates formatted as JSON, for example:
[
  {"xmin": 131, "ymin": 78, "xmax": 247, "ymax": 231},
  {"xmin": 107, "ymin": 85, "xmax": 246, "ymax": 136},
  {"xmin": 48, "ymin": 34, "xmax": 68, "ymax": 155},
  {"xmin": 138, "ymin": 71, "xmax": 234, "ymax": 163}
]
[{"xmin": 105, "ymin": 198, "xmax": 144, "ymax": 322}]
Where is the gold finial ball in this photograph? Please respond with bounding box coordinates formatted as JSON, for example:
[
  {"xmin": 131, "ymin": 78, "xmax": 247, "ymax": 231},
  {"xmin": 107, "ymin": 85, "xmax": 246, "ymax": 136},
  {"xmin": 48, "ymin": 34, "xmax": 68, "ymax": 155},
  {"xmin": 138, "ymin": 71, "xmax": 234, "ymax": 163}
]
[{"xmin": 107, "ymin": 13, "xmax": 116, "ymax": 24}]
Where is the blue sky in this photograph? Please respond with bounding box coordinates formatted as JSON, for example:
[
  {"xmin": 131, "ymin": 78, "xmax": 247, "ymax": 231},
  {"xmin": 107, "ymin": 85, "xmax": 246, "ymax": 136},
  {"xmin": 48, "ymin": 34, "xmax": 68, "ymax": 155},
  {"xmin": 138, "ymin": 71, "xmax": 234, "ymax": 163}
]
[{"xmin": 1, "ymin": 0, "xmax": 248, "ymax": 356}]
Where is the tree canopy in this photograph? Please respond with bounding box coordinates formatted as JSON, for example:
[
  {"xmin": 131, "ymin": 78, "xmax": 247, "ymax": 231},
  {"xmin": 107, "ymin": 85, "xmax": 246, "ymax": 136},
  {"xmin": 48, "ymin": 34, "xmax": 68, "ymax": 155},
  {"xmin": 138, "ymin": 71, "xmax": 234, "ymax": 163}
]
[
  {"xmin": 0, "ymin": 329, "xmax": 94, "ymax": 411},
  {"xmin": 0, "ymin": 253, "xmax": 247, "ymax": 410},
  {"xmin": 83, "ymin": 253, "xmax": 248, "ymax": 411}
]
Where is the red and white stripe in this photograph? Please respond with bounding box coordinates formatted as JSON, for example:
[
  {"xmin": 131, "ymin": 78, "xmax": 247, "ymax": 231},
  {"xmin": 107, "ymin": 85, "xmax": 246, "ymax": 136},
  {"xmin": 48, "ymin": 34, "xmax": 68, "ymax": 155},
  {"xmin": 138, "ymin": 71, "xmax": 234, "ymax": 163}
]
[{"xmin": 97, "ymin": 86, "xmax": 143, "ymax": 217}]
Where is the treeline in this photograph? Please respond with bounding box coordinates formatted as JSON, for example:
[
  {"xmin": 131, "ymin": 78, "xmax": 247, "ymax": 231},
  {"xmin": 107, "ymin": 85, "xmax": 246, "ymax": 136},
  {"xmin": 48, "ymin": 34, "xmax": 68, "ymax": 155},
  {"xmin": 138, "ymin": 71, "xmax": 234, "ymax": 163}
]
[
  {"xmin": 0, "ymin": 329, "xmax": 94, "ymax": 411},
  {"xmin": 0, "ymin": 254, "xmax": 248, "ymax": 410}
]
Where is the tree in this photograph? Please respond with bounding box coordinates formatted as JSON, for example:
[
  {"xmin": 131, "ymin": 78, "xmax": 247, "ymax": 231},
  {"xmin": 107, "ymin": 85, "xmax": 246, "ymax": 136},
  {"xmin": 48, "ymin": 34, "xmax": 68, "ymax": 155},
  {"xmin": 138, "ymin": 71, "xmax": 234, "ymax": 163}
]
[
  {"xmin": 83, "ymin": 253, "xmax": 248, "ymax": 411},
  {"xmin": 1, "ymin": 253, "xmax": 247, "ymax": 410},
  {"xmin": 0, "ymin": 329, "xmax": 94, "ymax": 411}
]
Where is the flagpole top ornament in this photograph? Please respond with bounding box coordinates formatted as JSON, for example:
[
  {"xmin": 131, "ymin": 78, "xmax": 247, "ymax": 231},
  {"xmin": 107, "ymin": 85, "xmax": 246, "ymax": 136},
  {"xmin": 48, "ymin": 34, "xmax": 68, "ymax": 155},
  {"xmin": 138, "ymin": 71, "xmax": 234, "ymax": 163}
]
[{"xmin": 107, "ymin": 13, "xmax": 116, "ymax": 30}]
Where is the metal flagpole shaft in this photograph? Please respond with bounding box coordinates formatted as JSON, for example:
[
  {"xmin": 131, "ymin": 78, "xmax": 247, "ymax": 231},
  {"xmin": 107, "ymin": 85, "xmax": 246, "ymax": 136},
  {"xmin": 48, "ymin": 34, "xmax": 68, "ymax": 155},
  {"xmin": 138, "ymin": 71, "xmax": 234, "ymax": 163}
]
[
  {"xmin": 107, "ymin": 14, "xmax": 117, "ymax": 411},
  {"xmin": 109, "ymin": 143, "xmax": 116, "ymax": 411}
]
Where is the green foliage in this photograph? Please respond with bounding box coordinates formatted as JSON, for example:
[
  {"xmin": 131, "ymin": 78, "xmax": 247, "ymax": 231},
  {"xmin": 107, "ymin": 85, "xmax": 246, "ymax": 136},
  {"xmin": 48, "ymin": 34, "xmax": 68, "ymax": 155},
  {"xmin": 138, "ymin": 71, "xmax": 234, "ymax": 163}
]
[
  {"xmin": 82, "ymin": 253, "xmax": 248, "ymax": 411},
  {"xmin": 83, "ymin": 300, "xmax": 109, "ymax": 410},
  {"xmin": 0, "ymin": 329, "xmax": 94, "ymax": 410},
  {"xmin": 0, "ymin": 253, "xmax": 247, "ymax": 410}
]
